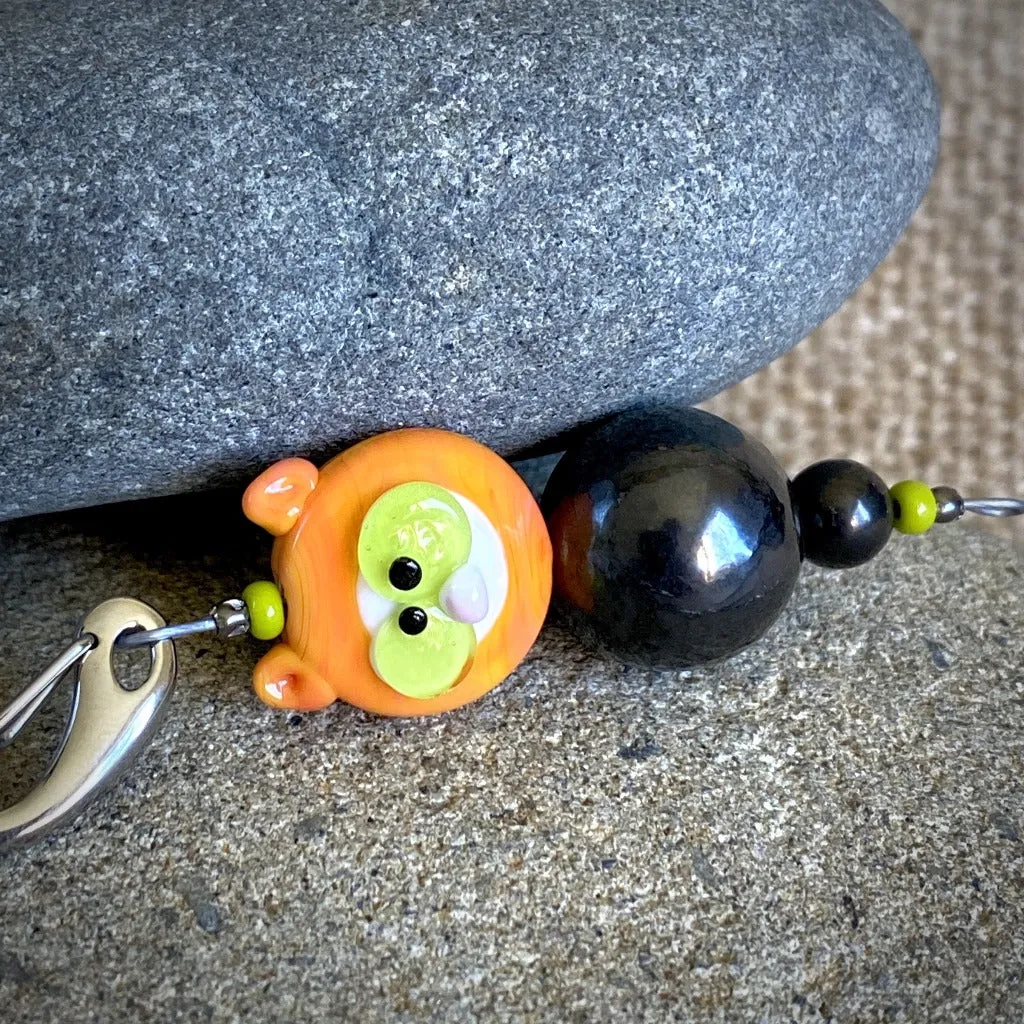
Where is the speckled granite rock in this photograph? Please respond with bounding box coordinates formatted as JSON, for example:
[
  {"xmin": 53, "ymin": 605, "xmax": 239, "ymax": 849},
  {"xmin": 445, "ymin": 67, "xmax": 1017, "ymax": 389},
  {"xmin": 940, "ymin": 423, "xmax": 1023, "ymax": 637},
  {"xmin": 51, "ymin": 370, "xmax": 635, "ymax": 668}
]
[
  {"xmin": 0, "ymin": 0, "xmax": 938, "ymax": 520},
  {"xmin": 0, "ymin": 492, "xmax": 1022, "ymax": 1020}
]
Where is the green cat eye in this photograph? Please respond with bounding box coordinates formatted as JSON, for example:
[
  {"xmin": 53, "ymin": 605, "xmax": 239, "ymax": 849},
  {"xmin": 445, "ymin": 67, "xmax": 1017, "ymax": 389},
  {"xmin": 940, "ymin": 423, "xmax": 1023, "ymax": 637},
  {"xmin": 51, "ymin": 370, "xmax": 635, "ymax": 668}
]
[
  {"xmin": 370, "ymin": 607, "xmax": 476, "ymax": 699},
  {"xmin": 358, "ymin": 482, "xmax": 473, "ymax": 602}
]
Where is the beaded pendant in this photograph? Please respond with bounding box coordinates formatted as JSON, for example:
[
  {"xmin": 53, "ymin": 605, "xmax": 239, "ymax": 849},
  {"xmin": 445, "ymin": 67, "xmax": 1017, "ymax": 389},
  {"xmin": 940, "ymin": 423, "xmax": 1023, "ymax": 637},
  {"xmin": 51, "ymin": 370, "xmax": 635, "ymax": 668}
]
[{"xmin": 2, "ymin": 405, "xmax": 1018, "ymax": 849}]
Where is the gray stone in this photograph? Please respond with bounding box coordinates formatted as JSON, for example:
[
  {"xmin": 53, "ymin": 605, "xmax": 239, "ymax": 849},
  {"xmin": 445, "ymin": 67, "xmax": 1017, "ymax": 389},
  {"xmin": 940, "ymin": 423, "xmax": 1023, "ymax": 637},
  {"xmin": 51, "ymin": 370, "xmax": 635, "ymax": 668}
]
[
  {"xmin": 1, "ymin": 493, "xmax": 1023, "ymax": 1020},
  {"xmin": 0, "ymin": 0, "xmax": 938, "ymax": 520}
]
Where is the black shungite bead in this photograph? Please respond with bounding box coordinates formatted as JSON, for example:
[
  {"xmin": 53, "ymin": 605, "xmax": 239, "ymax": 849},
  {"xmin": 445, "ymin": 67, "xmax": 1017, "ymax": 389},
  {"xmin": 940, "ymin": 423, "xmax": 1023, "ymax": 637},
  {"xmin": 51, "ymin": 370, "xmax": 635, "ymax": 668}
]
[
  {"xmin": 790, "ymin": 459, "xmax": 892, "ymax": 569},
  {"xmin": 541, "ymin": 405, "xmax": 802, "ymax": 669}
]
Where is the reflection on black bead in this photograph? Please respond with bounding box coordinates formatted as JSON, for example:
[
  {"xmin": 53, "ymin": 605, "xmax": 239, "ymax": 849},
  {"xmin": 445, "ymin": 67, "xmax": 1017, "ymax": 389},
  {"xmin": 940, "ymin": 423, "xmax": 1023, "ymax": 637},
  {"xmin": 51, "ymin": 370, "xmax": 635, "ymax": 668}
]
[
  {"xmin": 790, "ymin": 459, "xmax": 893, "ymax": 569},
  {"xmin": 541, "ymin": 404, "xmax": 802, "ymax": 670},
  {"xmin": 389, "ymin": 556, "xmax": 422, "ymax": 591},
  {"xmin": 398, "ymin": 607, "xmax": 428, "ymax": 635}
]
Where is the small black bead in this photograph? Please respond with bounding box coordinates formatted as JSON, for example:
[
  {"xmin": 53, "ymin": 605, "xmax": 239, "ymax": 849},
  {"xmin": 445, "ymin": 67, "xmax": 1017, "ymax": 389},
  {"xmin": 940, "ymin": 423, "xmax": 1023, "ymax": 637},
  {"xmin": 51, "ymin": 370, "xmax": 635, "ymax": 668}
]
[
  {"xmin": 388, "ymin": 556, "xmax": 422, "ymax": 591},
  {"xmin": 398, "ymin": 606, "xmax": 428, "ymax": 635},
  {"xmin": 791, "ymin": 459, "xmax": 893, "ymax": 569}
]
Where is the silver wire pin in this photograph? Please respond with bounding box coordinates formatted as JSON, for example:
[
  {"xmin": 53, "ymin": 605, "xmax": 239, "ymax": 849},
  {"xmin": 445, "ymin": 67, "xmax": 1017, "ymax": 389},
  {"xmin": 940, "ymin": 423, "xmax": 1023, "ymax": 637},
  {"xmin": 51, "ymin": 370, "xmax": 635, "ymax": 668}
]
[
  {"xmin": 932, "ymin": 486, "xmax": 1024, "ymax": 523},
  {"xmin": 115, "ymin": 599, "xmax": 250, "ymax": 649}
]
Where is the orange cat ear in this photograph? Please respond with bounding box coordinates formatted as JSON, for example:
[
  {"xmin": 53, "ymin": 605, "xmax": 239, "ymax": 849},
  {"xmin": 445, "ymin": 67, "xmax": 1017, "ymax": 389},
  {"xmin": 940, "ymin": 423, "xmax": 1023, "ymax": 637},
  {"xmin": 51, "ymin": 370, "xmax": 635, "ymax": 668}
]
[
  {"xmin": 243, "ymin": 457, "xmax": 319, "ymax": 536},
  {"xmin": 252, "ymin": 644, "xmax": 336, "ymax": 711}
]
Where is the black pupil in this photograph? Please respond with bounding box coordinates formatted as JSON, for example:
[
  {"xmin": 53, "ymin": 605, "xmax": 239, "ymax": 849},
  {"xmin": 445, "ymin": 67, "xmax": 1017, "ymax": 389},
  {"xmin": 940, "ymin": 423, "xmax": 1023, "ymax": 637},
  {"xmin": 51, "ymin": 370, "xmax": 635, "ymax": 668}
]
[
  {"xmin": 398, "ymin": 607, "xmax": 428, "ymax": 636},
  {"xmin": 389, "ymin": 557, "xmax": 422, "ymax": 591}
]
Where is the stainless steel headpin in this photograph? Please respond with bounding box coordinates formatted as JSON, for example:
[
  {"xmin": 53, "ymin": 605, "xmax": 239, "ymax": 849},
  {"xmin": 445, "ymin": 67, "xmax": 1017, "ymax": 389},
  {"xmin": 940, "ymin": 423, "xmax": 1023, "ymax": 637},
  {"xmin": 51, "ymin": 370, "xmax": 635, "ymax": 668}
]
[
  {"xmin": 962, "ymin": 497, "xmax": 1024, "ymax": 518},
  {"xmin": 931, "ymin": 486, "xmax": 1024, "ymax": 523},
  {"xmin": 116, "ymin": 599, "xmax": 249, "ymax": 650}
]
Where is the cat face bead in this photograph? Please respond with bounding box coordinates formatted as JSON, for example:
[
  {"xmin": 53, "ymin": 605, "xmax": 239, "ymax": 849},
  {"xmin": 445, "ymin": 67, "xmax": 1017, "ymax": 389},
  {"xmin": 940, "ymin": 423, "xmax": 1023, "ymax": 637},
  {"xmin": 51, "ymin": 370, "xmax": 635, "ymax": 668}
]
[{"xmin": 242, "ymin": 428, "xmax": 552, "ymax": 716}]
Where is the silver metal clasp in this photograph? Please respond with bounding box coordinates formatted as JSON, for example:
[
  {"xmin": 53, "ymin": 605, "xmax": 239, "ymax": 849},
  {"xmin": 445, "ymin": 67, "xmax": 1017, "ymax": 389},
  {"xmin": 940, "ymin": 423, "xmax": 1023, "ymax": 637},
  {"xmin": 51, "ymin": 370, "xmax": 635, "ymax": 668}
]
[{"xmin": 0, "ymin": 597, "xmax": 176, "ymax": 852}]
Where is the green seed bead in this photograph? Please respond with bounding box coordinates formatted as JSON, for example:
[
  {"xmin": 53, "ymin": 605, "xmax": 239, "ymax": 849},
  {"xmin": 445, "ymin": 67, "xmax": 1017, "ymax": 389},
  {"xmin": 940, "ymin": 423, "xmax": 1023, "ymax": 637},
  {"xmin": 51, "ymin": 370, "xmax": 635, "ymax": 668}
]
[
  {"xmin": 890, "ymin": 480, "xmax": 938, "ymax": 535},
  {"xmin": 242, "ymin": 580, "xmax": 285, "ymax": 640}
]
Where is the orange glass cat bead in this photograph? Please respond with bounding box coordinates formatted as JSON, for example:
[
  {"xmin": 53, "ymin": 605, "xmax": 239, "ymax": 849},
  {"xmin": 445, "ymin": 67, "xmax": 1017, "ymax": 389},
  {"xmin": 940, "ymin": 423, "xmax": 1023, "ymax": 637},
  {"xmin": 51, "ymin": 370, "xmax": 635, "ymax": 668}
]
[{"xmin": 242, "ymin": 428, "xmax": 553, "ymax": 716}]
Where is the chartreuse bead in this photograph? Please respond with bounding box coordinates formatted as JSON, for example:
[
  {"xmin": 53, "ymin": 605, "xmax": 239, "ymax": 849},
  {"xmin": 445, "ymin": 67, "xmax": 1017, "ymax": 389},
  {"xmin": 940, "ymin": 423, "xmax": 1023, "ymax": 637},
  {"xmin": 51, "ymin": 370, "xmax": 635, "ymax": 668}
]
[
  {"xmin": 890, "ymin": 480, "xmax": 938, "ymax": 535},
  {"xmin": 243, "ymin": 580, "xmax": 285, "ymax": 640}
]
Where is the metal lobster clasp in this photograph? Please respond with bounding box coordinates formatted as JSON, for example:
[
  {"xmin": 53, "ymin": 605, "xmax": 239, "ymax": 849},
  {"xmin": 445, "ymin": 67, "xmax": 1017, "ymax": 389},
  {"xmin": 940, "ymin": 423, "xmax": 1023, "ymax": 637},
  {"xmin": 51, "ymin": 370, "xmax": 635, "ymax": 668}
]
[{"xmin": 0, "ymin": 598, "xmax": 176, "ymax": 852}]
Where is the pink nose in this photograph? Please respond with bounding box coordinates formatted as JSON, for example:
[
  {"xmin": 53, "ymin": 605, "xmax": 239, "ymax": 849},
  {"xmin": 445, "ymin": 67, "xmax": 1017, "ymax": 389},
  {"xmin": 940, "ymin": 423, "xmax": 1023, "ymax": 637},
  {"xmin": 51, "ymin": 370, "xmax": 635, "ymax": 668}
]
[{"xmin": 440, "ymin": 565, "xmax": 489, "ymax": 625}]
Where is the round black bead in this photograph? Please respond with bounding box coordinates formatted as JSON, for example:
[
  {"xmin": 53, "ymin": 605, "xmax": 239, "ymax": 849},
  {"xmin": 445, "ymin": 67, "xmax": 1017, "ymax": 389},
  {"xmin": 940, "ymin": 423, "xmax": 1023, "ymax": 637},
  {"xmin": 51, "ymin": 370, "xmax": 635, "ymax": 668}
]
[
  {"xmin": 388, "ymin": 556, "xmax": 423, "ymax": 591},
  {"xmin": 790, "ymin": 459, "xmax": 893, "ymax": 569},
  {"xmin": 541, "ymin": 404, "xmax": 802, "ymax": 670},
  {"xmin": 398, "ymin": 606, "xmax": 428, "ymax": 635}
]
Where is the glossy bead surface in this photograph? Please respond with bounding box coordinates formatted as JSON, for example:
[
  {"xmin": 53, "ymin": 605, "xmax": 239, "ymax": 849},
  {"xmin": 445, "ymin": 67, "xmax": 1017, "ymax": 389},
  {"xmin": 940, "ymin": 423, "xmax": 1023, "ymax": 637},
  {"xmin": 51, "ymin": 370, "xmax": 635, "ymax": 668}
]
[
  {"xmin": 398, "ymin": 606, "xmax": 428, "ymax": 635},
  {"xmin": 388, "ymin": 556, "xmax": 423, "ymax": 591},
  {"xmin": 242, "ymin": 428, "xmax": 552, "ymax": 716},
  {"xmin": 791, "ymin": 460, "xmax": 892, "ymax": 568},
  {"xmin": 242, "ymin": 580, "xmax": 285, "ymax": 641},
  {"xmin": 932, "ymin": 485, "xmax": 965, "ymax": 524},
  {"xmin": 542, "ymin": 405, "xmax": 802, "ymax": 669},
  {"xmin": 890, "ymin": 479, "xmax": 937, "ymax": 534},
  {"xmin": 241, "ymin": 458, "xmax": 318, "ymax": 537}
]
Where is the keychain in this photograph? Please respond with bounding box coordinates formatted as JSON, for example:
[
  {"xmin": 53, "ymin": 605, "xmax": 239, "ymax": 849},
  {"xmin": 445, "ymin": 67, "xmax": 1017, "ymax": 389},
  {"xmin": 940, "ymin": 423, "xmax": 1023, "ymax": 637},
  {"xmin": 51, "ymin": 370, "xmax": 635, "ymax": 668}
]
[{"xmin": 1, "ymin": 405, "xmax": 1020, "ymax": 851}]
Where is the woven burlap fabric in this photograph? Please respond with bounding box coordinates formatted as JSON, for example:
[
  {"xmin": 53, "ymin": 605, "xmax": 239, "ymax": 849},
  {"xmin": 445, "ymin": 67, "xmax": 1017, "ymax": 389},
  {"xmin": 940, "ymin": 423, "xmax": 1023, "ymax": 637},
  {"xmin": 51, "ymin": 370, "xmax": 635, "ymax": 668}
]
[{"xmin": 703, "ymin": 0, "xmax": 1023, "ymax": 533}]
